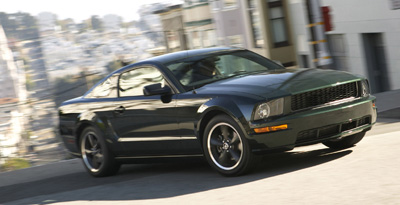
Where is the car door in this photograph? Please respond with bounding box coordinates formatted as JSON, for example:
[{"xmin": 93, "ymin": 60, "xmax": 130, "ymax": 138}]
[{"xmin": 110, "ymin": 65, "xmax": 181, "ymax": 156}]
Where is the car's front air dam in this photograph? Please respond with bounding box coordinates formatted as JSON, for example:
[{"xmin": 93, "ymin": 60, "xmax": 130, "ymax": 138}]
[{"xmin": 248, "ymin": 96, "xmax": 377, "ymax": 153}]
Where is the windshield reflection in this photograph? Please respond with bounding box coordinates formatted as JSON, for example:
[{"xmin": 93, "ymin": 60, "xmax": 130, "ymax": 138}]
[{"xmin": 166, "ymin": 50, "xmax": 284, "ymax": 90}]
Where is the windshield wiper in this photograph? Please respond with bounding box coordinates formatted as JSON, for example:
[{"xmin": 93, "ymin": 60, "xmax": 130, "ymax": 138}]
[
  {"xmin": 230, "ymin": 70, "xmax": 247, "ymax": 76},
  {"xmin": 228, "ymin": 70, "xmax": 266, "ymax": 77}
]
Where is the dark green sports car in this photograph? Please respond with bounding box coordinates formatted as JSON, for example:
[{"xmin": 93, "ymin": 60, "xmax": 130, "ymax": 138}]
[{"xmin": 59, "ymin": 47, "xmax": 377, "ymax": 177}]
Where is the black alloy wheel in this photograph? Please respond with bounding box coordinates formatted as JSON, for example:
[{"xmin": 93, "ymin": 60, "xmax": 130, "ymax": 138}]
[
  {"xmin": 203, "ymin": 114, "xmax": 256, "ymax": 176},
  {"xmin": 80, "ymin": 127, "xmax": 120, "ymax": 177}
]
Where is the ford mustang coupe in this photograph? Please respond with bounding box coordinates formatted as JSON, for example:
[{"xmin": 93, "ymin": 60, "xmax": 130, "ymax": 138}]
[{"xmin": 59, "ymin": 47, "xmax": 377, "ymax": 177}]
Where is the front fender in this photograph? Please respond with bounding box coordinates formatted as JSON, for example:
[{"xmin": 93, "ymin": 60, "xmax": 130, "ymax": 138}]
[{"xmin": 196, "ymin": 96, "xmax": 255, "ymax": 138}]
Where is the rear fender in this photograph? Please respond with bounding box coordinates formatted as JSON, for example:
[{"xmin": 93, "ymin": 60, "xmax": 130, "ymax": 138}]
[{"xmin": 75, "ymin": 111, "xmax": 123, "ymax": 154}]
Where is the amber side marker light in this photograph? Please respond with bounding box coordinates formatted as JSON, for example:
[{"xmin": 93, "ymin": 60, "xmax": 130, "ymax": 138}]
[{"xmin": 254, "ymin": 124, "xmax": 288, "ymax": 134}]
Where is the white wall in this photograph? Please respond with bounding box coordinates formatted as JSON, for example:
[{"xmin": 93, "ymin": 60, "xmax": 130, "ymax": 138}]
[
  {"xmin": 289, "ymin": 0, "xmax": 400, "ymax": 90},
  {"xmin": 322, "ymin": 0, "xmax": 400, "ymax": 90}
]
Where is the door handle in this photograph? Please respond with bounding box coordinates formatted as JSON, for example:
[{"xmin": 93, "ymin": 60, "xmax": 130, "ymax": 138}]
[{"xmin": 114, "ymin": 106, "xmax": 125, "ymax": 114}]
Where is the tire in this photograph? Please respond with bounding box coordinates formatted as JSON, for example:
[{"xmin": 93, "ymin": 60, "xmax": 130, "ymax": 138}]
[
  {"xmin": 323, "ymin": 132, "xmax": 366, "ymax": 149},
  {"xmin": 80, "ymin": 126, "xmax": 120, "ymax": 177},
  {"xmin": 203, "ymin": 114, "xmax": 256, "ymax": 176}
]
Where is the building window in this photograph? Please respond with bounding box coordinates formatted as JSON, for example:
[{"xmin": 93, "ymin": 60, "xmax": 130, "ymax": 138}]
[
  {"xmin": 267, "ymin": 0, "xmax": 289, "ymax": 47},
  {"xmin": 223, "ymin": 0, "xmax": 237, "ymax": 8},
  {"xmin": 192, "ymin": 31, "xmax": 202, "ymax": 48},
  {"xmin": 203, "ymin": 30, "xmax": 217, "ymax": 47},
  {"xmin": 228, "ymin": 35, "xmax": 243, "ymax": 47},
  {"xmin": 248, "ymin": 0, "xmax": 263, "ymax": 48}
]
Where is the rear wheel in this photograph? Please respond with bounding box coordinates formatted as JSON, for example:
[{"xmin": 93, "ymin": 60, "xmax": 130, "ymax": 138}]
[
  {"xmin": 80, "ymin": 127, "xmax": 120, "ymax": 177},
  {"xmin": 203, "ymin": 115, "xmax": 256, "ymax": 176},
  {"xmin": 323, "ymin": 132, "xmax": 366, "ymax": 149}
]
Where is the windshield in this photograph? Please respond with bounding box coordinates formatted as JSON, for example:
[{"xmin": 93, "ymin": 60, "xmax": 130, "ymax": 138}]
[{"xmin": 166, "ymin": 50, "xmax": 284, "ymax": 90}]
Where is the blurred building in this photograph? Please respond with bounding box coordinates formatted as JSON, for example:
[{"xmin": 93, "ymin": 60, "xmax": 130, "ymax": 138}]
[
  {"xmin": 210, "ymin": 0, "xmax": 296, "ymax": 67},
  {"xmin": 103, "ymin": 14, "xmax": 122, "ymax": 33},
  {"xmin": 0, "ymin": 25, "xmax": 25, "ymax": 162},
  {"xmin": 154, "ymin": 4, "xmax": 187, "ymax": 52},
  {"xmin": 183, "ymin": 0, "xmax": 217, "ymax": 48},
  {"xmin": 0, "ymin": 26, "xmax": 19, "ymax": 99},
  {"xmin": 37, "ymin": 12, "xmax": 57, "ymax": 34},
  {"xmin": 289, "ymin": 0, "xmax": 400, "ymax": 93},
  {"xmin": 210, "ymin": 0, "xmax": 248, "ymax": 47},
  {"xmin": 0, "ymin": 98, "xmax": 23, "ymax": 163},
  {"xmin": 137, "ymin": 3, "xmax": 164, "ymax": 33},
  {"xmin": 20, "ymin": 39, "xmax": 50, "ymax": 99},
  {"xmin": 137, "ymin": 3, "xmax": 166, "ymax": 50}
]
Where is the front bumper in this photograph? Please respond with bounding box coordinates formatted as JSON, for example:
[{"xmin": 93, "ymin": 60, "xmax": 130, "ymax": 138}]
[{"xmin": 248, "ymin": 96, "xmax": 377, "ymax": 153}]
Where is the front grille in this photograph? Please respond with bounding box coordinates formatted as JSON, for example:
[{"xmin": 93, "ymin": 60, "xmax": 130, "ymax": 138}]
[
  {"xmin": 296, "ymin": 116, "xmax": 371, "ymax": 143},
  {"xmin": 291, "ymin": 81, "xmax": 359, "ymax": 111}
]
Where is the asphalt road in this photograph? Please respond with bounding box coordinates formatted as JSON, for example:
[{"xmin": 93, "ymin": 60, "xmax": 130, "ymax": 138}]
[{"xmin": 1, "ymin": 120, "xmax": 400, "ymax": 205}]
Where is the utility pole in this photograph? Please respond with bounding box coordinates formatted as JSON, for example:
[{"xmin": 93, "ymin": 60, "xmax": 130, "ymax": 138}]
[{"xmin": 306, "ymin": 0, "xmax": 332, "ymax": 68}]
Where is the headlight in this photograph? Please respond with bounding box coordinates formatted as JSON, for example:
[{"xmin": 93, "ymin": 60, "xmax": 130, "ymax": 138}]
[
  {"xmin": 361, "ymin": 80, "xmax": 370, "ymax": 97},
  {"xmin": 254, "ymin": 98, "xmax": 284, "ymax": 120}
]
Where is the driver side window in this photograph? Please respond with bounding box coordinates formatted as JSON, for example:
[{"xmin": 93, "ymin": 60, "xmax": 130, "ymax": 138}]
[{"xmin": 119, "ymin": 66, "xmax": 164, "ymax": 97}]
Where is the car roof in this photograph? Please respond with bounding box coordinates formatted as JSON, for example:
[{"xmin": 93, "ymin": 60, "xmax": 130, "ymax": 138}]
[
  {"xmin": 109, "ymin": 47, "xmax": 246, "ymax": 77},
  {"xmin": 139, "ymin": 47, "xmax": 244, "ymax": 65}
]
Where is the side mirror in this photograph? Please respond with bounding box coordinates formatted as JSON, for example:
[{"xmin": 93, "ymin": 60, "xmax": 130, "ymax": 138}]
[{"xmin": 143, "ymin": 83, "xmax": 172, "ymax": 96}]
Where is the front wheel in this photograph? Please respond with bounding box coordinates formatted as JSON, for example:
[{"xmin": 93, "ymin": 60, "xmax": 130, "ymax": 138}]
[
  {"xmin": 323, "ymin": 132, "xmax": 366, "ymax": 149},
  {"xmin": 203, "ymin": 115, "xmax": 256, "ymax": 176},
  {"xmin": 80, "ymin": 126, "xmax": 120, "ymax": 177}
]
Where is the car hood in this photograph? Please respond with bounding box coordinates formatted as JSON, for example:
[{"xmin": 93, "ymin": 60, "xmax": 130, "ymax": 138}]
[{"xmin": 196, "ymin": 68, "xmax": 362, "ymax": 99}]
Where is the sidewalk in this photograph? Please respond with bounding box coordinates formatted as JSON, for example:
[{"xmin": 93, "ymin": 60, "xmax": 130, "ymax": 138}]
[{"xmin": 374, "ymin": 89, "xmax": 400, "ymax": 119}]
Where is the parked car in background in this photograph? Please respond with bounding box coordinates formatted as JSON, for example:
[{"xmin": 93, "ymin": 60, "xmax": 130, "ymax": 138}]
[{"xmin": 59, "ymin": 47, "xmax": 377, "ymax": 177}]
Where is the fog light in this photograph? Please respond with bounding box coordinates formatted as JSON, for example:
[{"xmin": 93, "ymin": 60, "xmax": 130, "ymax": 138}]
[{"xmin": 254, "ymin": 124, "xmax": 288, "ymax": 133}]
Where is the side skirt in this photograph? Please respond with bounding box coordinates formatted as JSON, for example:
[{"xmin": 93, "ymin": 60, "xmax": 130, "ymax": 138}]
[{"xmin": 115, "ymin": 154, "xmax": 204, "ymax": 164}]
